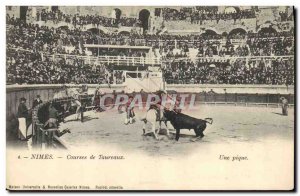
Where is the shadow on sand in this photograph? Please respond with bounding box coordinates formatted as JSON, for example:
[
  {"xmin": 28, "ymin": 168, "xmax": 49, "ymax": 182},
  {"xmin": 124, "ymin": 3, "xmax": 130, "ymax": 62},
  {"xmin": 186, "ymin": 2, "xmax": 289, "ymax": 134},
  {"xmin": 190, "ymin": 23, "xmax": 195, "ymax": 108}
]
[
  {"xmin": 64, "ymin": 116, "xmax": 99, "ymax": 123},
  {"xmin": 272, "ymin": 112, "xmax": 284, "ymax": 116}
]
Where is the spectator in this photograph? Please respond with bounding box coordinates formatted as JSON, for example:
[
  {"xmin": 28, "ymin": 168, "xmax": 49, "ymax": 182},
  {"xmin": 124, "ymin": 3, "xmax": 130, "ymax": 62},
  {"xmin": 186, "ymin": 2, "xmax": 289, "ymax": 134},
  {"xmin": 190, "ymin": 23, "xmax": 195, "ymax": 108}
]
[
  {"xmin": 32, "ymin": 95, "xmax": 43, "ymax": 109},
  {"xmin": 44, "ymin": 103, "xmax": 59, "ymax": 128},
  {"xmin": 280, "ymin": 97, "xmax": 289, "ymax": 116},
  {"xmin": 17, "ymin": 97, "xmax": 29, "ymax": 140}
]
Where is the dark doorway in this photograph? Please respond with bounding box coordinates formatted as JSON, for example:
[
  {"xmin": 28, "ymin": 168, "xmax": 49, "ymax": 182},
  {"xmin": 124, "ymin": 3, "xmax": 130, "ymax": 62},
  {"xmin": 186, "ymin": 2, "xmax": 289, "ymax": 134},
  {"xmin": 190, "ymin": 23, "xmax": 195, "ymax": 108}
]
[
  {"xmin": 51, "ymin": 6, "xmax": 59, "ymax": 12},
  {"xmin": 139, "ymin": 9, "xmax": 150, "ymax": 33},
  {"xmin": 115, "ymin": 8, "xmax": 122, "ymax": 21},
  {"xmin": 20, "ymin": 6, "xmax": 28, "ymax": 21},
  {"xmin": 201, "ymin": 29, "xmax": 218, "ymax": 37},
  {"xmin": 258, "ymin": 27, "xmax": 277, "ymax": 36}
]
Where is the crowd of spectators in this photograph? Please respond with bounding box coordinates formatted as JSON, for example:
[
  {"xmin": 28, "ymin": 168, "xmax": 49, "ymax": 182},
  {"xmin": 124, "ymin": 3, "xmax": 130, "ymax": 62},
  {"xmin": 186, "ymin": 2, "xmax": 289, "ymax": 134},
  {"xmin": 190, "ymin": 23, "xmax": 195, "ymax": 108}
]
[
  {"xmin": 36, "ymin": 9, "xmax": 140, "ymax": 28},
  {"xmin": 118, "ymin": 17, "xmax": 140, "ymax": 27},
  {"xmin": 6, "ymin": 10, "xmax": 294, "ymax": 86},
  {"xmin": 6, "ymin": 17, "xmax": 146, "ymax": 56},
  {"xmin": 248, "ymin": 31, "xmax": 293, "ymax": 39},
  {"xmin": 161, "ymin": 7, "xmax": 293, "ymax": 24},
  {"xmin": 162, "ymin": 58, "xmax": 294, "ymax": 85},
  {"xmin": 190, "ymin": 9, "xmax": 256, "ymax": 24},
  {"xmin": 196, "ymin": 35, "xmax": 293, "ymax": 57},
  {"xmin": 7, "ymin": 17, "xmax": 80, "ymax": 54},
  {"xmin": 162, "ymin": 7, "xmax": 256, "ymax": 23},
  {"xmin": 7, "ymin": 45, "xmax": 294, "ymax": 86},
  {"xmin": 6, "ymin": 49, "xmax": 109, "ymax": 84},
  {"xmin": 279, "ymin": 11, "xmax": 294, "ymax": 22},
  {"xmin": 7, "ymin": 15, "xmax": 294, "ymax": 59},
  {"xmin": 33, "ymin": 7, "xmax": 293, "ymax": 26},
  {"xmin": 247, "ymin": 37, "xmax": 294, "ymax": 56}
]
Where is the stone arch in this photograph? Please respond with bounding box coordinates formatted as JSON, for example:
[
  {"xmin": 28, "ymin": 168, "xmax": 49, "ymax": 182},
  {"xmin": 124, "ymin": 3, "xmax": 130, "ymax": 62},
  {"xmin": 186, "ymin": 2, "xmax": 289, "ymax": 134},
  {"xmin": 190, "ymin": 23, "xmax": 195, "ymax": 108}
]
[
  {"xmin": 57, "ymin": 25, "xmax": 68, "ymax": 30},
  {"xmin": 57, "ymin": 22, "xmax": 69, "ymax": 28},
  {"xmin": 258, "ymin": 27, "xmax": 277, "ymax": 35},
  {"xmin": 228, "ymin": 28, "xmax": 248, "ymax": 39},
  {"xmin": 87, "ymin": 27, "xmax": 103, "ymax": 35},
  {"xmin": 256, "ymin": 21, "xmax": 279, "ymax": 33},
  {"xmin": 228, "ymin": 28, "xmax": 247, "ymax": 35},
  {"xmin": 201, "ymin": 28, "xmax": 221, "ymax": 36},
  {"xmin": 118, "ymin": 31, "xmax": 131, "ymax": 36},
  {"xmin": 224, "ymin": 6, "xmax": 240, "ymax": 13}
]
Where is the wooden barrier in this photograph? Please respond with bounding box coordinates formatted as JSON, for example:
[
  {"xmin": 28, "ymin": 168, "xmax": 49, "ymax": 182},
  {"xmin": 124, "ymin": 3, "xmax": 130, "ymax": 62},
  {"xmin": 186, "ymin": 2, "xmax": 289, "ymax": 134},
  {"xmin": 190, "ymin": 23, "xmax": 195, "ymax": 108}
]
[
  {"xmin": 6, "ymin": 84, "xmax": 125, "ymax": 117},
  {"xmin": 30, "ymin": 94, "xmax": 93, "ymax": 149},
  {"xmin": 6, "ymin": 84, "xmax": 294, "ymax": 117}
]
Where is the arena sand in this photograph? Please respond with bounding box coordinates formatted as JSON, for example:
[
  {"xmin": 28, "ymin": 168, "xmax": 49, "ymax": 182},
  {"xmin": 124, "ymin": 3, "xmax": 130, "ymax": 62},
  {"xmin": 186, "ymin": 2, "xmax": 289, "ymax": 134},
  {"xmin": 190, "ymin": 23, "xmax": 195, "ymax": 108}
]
[{"xmin": 60, "ymin": 105, "xmax": 294, "ymax": 157}]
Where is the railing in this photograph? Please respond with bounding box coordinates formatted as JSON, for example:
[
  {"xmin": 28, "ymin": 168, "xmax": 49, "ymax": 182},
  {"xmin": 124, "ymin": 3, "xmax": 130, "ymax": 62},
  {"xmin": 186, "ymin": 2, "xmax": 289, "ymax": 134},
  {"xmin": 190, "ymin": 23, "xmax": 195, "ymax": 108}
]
[
  {"xmin": 87, "ymin": 38, "xmax": 147, "ymax": 46},
  {"xmin": 10, "ymin": 46, "xmax": 293, "ymax": 59},
  {"xmin": 84, "ymin": 36, "xmax": 294, "ymax": 48},
  {"xmin": 8, "ymin": 47, "xmax": 294, "ymax": 67},
  {"xmin": 47, "ymin": 54, "xmax": 294, "ymax": 67},
  {"xmin": 163, "ymin": 55, "xmax": 294, "ymax": 62},
  {"xmin": 43, "ymin": 53, "xmax": 161, "ymax": 66}
]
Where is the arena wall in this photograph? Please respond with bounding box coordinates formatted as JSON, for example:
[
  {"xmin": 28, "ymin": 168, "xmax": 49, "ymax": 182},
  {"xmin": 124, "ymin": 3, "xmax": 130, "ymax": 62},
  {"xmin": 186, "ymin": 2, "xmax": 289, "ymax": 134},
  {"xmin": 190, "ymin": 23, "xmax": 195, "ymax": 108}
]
[
  {"xmin": 6, "ymin": 84, "xmax": 294, "ymax": 117},
  {"xmin": 6, "ymin": 84, "xmax": 125, "ymax": 117},
  {"xmin": 166, "ymin": 84, "xmax": 294, "ymax": 94}
]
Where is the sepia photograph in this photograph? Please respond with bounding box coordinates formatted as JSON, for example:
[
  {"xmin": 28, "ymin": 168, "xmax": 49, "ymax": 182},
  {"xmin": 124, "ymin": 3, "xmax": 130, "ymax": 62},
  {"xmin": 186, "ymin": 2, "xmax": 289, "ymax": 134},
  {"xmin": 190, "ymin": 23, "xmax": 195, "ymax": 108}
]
[{"xmin": 5, "ymin": 5, "xmax": 295, "ymax": 191}]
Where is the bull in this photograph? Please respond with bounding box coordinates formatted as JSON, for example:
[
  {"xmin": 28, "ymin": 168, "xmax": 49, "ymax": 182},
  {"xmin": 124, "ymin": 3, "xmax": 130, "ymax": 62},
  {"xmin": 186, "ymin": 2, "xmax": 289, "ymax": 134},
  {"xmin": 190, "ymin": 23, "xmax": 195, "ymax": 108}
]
[{"xmin": 163, "ymin": 109, "xmax": 213, "ymax": 141}]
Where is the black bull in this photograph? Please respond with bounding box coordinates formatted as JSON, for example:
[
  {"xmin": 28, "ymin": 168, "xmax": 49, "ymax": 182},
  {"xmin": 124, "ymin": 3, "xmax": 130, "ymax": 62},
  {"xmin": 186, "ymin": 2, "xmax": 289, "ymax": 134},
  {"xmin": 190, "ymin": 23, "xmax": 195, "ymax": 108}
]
[{"xmin": 163, "ymin": 110, "xmax": 213, "ymax": 141}]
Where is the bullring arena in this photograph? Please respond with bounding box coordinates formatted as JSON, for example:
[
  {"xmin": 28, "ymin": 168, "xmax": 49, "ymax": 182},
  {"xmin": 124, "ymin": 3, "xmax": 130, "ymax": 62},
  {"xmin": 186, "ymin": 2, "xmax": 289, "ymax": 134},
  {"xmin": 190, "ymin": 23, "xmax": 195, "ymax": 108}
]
[
  {"xmin": 6, "ymin": 83, "xmax": 294, "ymax": 157},
  {"xmin": 6, "ymin": 6, "xmax": 294, "ymax": 156}
]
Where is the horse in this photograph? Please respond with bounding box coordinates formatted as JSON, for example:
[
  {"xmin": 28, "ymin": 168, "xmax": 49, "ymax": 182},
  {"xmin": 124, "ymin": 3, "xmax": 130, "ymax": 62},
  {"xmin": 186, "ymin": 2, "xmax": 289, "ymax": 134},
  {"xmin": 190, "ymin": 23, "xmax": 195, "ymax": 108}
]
[{"xmin": 141, "ymin": 105, "xmax": 170, "ymax": 140}]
